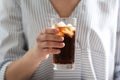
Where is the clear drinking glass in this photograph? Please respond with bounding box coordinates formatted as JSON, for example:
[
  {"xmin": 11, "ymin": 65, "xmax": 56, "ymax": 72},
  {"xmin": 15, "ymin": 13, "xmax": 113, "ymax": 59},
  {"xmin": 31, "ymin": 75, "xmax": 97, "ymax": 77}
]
[{"xmin": 51, "ymin": 18, "xmax": 77, "ymax": 70}]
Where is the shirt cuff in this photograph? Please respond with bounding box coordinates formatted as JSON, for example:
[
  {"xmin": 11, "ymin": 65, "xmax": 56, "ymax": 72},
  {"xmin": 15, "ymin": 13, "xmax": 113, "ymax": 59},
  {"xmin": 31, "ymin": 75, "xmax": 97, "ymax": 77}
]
[{"xmin": 0, "ymin": 62, "xmax": 12, "ymax": 80}]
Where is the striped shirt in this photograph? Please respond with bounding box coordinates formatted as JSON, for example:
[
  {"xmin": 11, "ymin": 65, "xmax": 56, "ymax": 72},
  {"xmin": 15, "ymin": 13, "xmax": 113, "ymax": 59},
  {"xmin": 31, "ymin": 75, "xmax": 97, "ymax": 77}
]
[{"xmin": 0, "ymin": 0, "xmax": 119, "ymax": 80}]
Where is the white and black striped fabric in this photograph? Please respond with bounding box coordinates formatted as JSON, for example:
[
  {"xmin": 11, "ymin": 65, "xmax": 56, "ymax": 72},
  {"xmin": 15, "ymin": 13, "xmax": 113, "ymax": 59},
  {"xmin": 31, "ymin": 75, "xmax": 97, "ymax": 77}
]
[
  {"xmin": 114, "ymin": 1, "xmax": 120, "ymax": 80},
  {"xmin": 0, "ymin": 0, "xmax": 119, "ymax": 80}
]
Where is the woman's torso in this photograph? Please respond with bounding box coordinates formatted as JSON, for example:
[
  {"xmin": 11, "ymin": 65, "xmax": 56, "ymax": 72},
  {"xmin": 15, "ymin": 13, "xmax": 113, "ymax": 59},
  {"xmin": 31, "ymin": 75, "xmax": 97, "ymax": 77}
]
[{"xmin": 18, "ymin": 0, "xmax": 118, "ymax": 80}]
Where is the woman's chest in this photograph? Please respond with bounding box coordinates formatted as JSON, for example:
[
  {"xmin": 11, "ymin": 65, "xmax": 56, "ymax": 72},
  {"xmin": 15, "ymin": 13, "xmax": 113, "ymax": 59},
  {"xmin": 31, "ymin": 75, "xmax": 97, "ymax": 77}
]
[{"xmin": 20, "ymin": 0, "xmax": 117, "ymax": 51}]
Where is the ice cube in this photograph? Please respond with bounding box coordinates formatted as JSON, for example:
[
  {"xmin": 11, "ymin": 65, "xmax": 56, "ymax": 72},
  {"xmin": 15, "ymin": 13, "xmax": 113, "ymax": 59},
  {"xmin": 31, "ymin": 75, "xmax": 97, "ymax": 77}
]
[
  {"xmin": 67, "ymin": 24, "xmax": 72, "ymax": 27},
  {"xmin": 57, "ymin": 21, "xmax": 66, "ymax": 27}
]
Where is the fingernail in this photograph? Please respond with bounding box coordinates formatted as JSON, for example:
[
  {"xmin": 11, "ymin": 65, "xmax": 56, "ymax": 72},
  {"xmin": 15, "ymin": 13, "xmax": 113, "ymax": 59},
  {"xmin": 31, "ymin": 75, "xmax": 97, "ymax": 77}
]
[
  {"xmin": 60, "ymin": 43, "xmax": 65, "ymax": 47},
  {"xmin": 61, "ymin": 37, "xmax": 64, "ymax": 41},
  {"xmin": 56, "ymin": 50, "xmax": 61, "ymax": 54}
]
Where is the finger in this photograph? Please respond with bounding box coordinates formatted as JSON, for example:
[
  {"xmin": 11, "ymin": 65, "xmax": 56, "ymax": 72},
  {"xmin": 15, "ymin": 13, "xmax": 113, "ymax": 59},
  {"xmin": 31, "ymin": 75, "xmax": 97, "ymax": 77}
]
[
  {"xmin": 43, "ymin": 48, "xmax": 61, "ymax": 54},
  {"xmin": 42, "ymin": 28, "xmax": 59, "ymax": 34},
  {"xmin": 40, "ymin": 34, "xmax": 64, "ymax": 42},
  {"xmin": 40, "ymin": 41, "xmax": 65, "ymax": 48}
]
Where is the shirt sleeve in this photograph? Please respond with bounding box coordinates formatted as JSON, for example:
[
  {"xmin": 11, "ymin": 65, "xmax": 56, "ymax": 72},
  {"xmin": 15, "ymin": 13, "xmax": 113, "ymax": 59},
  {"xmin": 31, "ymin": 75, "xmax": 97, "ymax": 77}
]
[
  {"xmin": 114, "ymin": 32, "xmax": 120, "ymax": 80},
  {"xmin": 0, "ymin": 0, "xmax": 27, "ymax": 80},
  {"xmin": 114, "ymin": 1, "xmax": 120, "ymax": 80}
]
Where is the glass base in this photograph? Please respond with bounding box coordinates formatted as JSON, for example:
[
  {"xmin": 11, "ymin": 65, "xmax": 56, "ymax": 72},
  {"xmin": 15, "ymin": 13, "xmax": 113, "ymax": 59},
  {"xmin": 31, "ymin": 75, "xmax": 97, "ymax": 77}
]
[{"xmin": 53, "ymin": 64, "xmax": 74, "ymax": 70}]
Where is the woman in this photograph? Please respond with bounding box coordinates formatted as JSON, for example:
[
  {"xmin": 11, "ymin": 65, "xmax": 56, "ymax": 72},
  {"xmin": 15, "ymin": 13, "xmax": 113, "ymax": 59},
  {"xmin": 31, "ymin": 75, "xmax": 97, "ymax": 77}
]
[{"xmin": 0, "ymin": 0, "xmax": 119, "ymax": 80}]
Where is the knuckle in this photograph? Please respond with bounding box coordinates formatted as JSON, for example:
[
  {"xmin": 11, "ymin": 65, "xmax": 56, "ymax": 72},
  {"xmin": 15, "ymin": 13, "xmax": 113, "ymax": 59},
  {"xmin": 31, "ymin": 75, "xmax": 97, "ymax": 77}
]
[
  {"xmin": 43, "ymin": 34, "xmax": 48, "ymax": 39},
  {"xmin": 43, "ymin": 49, "xmax": 48, "ymax": 52},
  {"xmin": 45, "ymin": 28, "xmax": 49, "ymax": 33},
  {"xmin": 36, "ymin": 37, "xmax": 40, "ymax": 42},
  {"xmin": 44, "ymin": 48, "xmax": 51, "ymax": 53},
  {"xmin": 36, "ymin": 33, "xmax": 43, "ymax": 42},
  {"xmin": 44, "ymin": 29, "xmax": 47, "ymax": 33},
  {"xmin": 44, "ymin": 41, "xmax": 49, "ymax": 45}
]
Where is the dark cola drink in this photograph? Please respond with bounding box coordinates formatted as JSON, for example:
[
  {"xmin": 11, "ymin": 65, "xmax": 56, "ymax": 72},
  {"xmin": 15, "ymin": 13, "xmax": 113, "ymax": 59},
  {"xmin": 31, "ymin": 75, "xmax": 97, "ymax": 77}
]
[{"xmin": 53, "ymin": 25, "xmax": 76, "ymax": 70}]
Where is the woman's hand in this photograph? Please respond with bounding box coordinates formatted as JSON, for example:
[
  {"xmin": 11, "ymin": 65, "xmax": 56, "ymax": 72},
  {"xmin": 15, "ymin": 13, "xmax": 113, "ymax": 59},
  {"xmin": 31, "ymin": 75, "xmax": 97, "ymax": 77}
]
[
  {"xmin": 32, "ymin": 27, "xmax": 65, "ymax": 61},
  {"xmin": 5, "ymin": 28, "xmax": 65, "ymax": 80}
]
